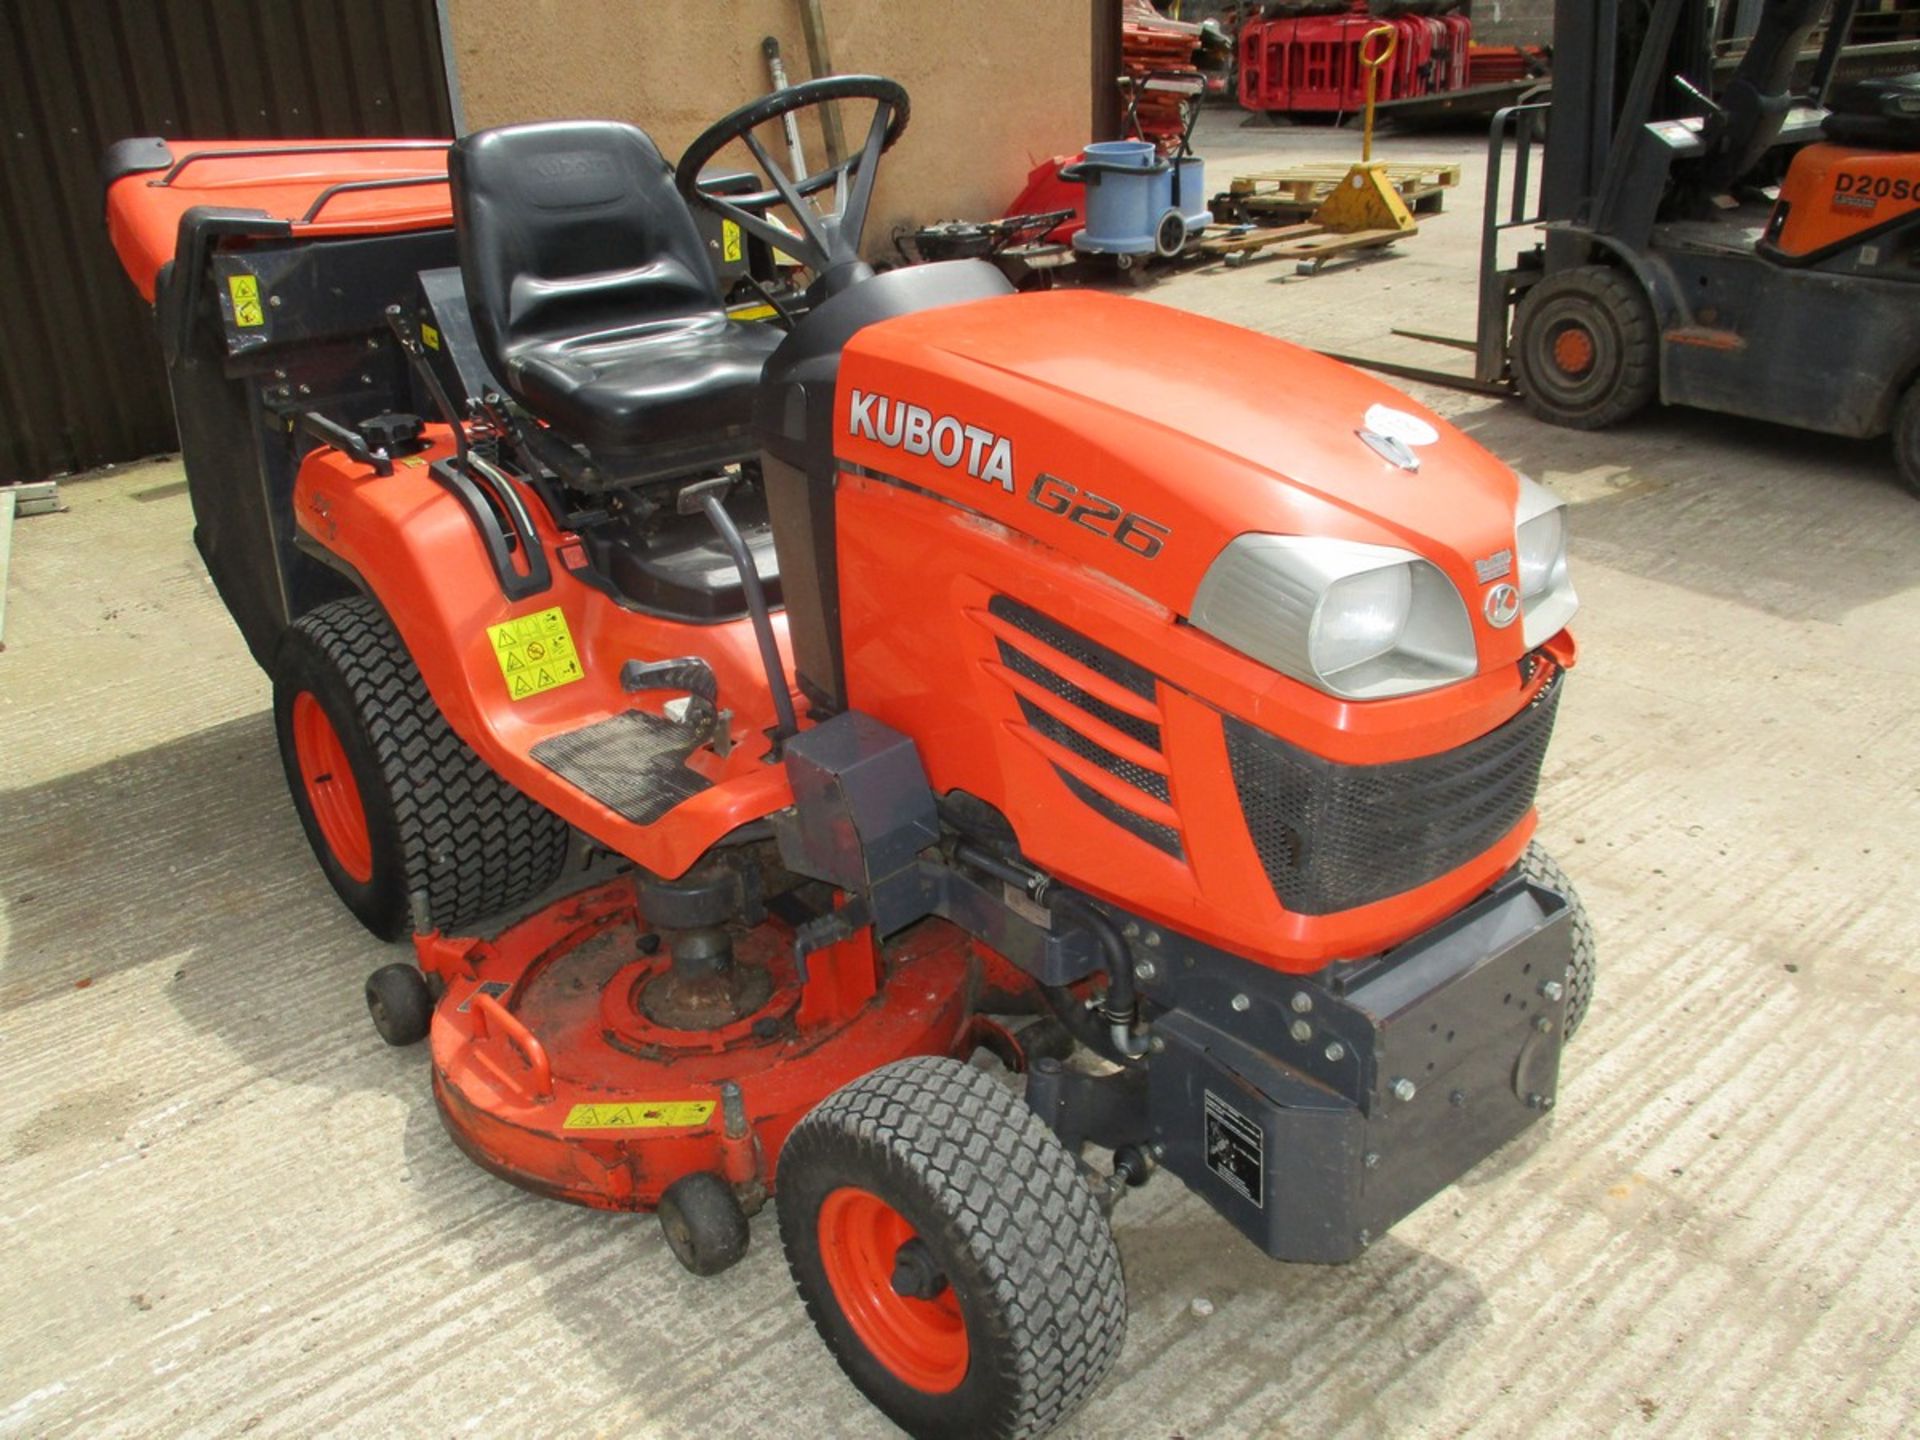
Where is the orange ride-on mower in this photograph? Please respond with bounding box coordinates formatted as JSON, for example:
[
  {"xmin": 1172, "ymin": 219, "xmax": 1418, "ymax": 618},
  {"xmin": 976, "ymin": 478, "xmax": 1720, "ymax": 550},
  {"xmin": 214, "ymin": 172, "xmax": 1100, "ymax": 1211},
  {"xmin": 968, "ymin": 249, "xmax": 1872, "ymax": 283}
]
[{"xmin": 107, "ymin": 77, "xmax": 1594, "ymax": 1439}]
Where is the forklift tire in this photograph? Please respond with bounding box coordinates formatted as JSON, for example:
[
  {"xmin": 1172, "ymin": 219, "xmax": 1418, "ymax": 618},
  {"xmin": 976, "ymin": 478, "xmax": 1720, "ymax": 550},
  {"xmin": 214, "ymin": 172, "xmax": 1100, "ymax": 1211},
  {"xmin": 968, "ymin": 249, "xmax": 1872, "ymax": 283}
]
[
  {"xmin": 365, "ymin": 962, "xmax": 434, "ymax": 1046},
  {"xmin": 658, "ymin": 1172, "xmax": 752, "ymax": 1276},
  {"xmin": 272, "ymin": 596, "xmax": 570, "ymax": 940},
  {"xmin": 776, "ymin": 1057, "xmax": 1125, "ymax": 1440},
  {"xmin": 1893, "ymin": 382, "xmax": 1920, "ymax": 499},
  {"xmin": 1513, "ymin": 265, "xmax": 1659, "ymax": 431},
  {"xmin": 1519, "ymin": 842, "xmax": 1596, "ymax": 1041}
]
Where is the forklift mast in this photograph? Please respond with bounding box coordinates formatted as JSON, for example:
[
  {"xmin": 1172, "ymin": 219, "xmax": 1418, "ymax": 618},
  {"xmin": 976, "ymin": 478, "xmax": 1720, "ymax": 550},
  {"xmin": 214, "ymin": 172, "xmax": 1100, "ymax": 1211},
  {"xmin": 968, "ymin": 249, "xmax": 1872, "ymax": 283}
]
[{"xmin": 1541, "ymin": 0, "xmax": 1854, "ymax": 253}]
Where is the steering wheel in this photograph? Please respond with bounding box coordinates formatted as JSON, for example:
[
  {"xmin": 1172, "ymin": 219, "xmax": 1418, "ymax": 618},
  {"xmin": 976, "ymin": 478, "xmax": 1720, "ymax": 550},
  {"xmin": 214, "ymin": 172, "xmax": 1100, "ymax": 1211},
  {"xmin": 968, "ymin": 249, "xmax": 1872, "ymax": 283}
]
[{"xmin": 675, "ymin": 75, "xmax": 910, "ymax": 280}]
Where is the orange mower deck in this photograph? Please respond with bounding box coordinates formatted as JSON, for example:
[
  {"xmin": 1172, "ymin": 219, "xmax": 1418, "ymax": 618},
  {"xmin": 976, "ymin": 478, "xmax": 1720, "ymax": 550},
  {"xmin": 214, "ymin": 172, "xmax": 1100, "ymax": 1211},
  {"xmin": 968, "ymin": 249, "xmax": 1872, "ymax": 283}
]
[{"xmin": 414, "ymin": 877, "xmax": 1017, "ymax": 1211}]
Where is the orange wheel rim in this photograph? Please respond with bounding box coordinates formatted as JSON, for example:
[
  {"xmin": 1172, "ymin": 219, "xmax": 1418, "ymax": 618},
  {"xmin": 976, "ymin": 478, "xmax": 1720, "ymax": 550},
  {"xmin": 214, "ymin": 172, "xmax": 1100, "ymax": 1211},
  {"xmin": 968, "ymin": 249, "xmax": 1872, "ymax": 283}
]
[
  {"xmin": 1552, "ymin": 325, "xmax": 1597, "ymax": 377},
  {"xmin": 817, "ymin": 1187, "xmax": 969, "ymax": 1393},
  {"xmin": 291, "ymin": 691, "xmax": 374, "ymax": 883}
]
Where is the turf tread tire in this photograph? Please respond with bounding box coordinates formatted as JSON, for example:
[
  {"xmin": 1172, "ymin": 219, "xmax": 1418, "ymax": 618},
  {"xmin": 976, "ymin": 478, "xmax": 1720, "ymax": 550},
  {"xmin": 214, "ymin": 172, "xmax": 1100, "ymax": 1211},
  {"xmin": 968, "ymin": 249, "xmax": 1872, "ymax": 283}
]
[
  {"xmin": 1519, "ymin": 841, "xmax": 1596, "ymax": 1040},
  {"xmin": 274, "ymin": 596, "xmax": 569, "ymax": 938},
  {"xmin": 777, "ymin": 1057, "xmax": 1126, "ymax": 1440},
  {"xmin": 1513, "ymin": 264, "xmax": 1659, "ymax": 431}
]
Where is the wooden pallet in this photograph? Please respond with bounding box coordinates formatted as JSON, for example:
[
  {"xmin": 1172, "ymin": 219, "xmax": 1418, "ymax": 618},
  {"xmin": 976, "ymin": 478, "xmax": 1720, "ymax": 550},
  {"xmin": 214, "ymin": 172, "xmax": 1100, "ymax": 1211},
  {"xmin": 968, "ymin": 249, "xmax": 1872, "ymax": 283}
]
[
  {"xmin": 1196, "ymin": 220, "xmax": 1412, "ymax": 275},
  {"xmin": 1225, "ymin": 161, "xmax": 1462, "ymax": 219}
]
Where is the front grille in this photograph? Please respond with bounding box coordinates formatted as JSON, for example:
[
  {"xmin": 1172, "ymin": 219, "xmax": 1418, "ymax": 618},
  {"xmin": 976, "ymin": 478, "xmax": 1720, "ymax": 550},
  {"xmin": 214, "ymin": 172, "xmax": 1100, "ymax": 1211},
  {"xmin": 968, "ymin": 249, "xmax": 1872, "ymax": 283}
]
[
  {"xmin": 987, "ymin": 597, "xmax": 1182, "ymax": 856},
  {"xmin": 1225, "ymin": 672, "xmax": 1563, "ymax": 915}
]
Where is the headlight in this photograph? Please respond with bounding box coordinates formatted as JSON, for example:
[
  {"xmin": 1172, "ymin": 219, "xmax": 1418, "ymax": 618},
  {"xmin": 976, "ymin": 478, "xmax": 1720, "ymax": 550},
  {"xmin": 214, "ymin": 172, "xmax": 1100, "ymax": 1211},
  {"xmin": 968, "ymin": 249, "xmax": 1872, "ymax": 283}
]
[
  {"xmin": 1515, "ymin": 475, "xmax": 1578, "ymax": 648},
  {"xmin": 1190, "ymin": 535, "xmax": 1476, "ymax": 699}
]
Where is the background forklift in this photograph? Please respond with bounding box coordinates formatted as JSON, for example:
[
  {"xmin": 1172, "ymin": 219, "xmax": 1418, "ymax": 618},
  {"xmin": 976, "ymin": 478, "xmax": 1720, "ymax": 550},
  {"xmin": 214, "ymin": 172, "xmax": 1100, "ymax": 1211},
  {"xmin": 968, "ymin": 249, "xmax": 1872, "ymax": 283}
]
[{"xmin": 1352, "ymin": 0, "xmax": 1920, "ymax": 496}]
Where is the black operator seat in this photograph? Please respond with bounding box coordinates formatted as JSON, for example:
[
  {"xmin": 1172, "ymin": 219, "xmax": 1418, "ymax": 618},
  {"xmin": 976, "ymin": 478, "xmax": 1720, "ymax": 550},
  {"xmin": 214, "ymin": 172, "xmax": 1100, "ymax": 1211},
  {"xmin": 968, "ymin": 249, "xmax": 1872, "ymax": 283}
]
[
  {"xmin": 448, "ymin": 120, "xmax": 781, "ymax": 485},
  {"xmin": 1822, "ymin": 76, "xmax": 1920, "ymax": 150}
]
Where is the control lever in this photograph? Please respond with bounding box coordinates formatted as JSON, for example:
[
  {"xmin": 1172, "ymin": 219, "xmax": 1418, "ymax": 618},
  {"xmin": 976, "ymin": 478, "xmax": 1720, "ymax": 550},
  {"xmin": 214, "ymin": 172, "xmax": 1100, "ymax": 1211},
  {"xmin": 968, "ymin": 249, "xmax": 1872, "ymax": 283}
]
[
  {"xmin": 692, "ymin": 488, "xmax": 799, "ymax": 745},
  {"xmin": 297, "ymin": 410, "xmax": 393, "ymax": 476}
]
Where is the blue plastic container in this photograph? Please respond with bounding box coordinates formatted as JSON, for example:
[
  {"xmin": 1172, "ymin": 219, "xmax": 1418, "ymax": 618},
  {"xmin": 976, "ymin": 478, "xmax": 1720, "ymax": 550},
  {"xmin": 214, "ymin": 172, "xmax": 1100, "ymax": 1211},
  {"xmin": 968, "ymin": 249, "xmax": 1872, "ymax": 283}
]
[
  {"xmin": 1172, "ymin": 156, "xmax": 1211, "ymax": 234},
  {"xmin": 1068, "ymin": 141, "xmax": 1167, "ymax": 255}
]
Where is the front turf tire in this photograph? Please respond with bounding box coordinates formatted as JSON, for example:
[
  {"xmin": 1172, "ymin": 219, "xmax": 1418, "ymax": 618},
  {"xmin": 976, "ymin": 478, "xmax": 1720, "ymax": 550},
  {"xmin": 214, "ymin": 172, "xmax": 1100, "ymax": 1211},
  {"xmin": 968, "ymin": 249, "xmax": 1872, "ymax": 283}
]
[
  {"xmin": 776, "ymin": 1058, "xmax": 1126, "ymax": 1440},
  {"xmin": 272, "ymin": 596, "xmax": 569, "ymax": 939},
  {"xmin": 1519, "ymin": 842, "xmax": 1596, "ymax": 1040}
]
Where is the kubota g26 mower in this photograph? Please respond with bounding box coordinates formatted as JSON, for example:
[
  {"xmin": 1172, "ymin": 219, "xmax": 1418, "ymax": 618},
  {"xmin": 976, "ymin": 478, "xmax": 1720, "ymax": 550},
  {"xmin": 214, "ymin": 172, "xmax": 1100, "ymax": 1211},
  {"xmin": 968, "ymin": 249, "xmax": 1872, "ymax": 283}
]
[{"xmin": 106, "ymin": 77, "xmax": 1593, "ymax": 1439}]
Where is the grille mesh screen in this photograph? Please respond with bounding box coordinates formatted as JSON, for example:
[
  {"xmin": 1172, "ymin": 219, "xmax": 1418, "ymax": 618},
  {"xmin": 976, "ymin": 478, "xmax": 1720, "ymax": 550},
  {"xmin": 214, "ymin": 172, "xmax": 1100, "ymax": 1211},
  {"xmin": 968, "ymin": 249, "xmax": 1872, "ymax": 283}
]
[{"xmin": 1225, "ymin": 674, "xmax": 1563, "ymax": 915}]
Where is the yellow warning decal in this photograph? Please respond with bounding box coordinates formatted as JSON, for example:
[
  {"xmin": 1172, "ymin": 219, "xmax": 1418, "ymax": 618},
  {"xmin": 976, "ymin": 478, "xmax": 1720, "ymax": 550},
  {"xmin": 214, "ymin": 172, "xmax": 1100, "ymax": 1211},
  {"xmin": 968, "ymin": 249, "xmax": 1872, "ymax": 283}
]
[
  {"xmin": 486, "ymin": 605, "xmax": 584, "ymax": 701},
  {"xmin": 727, "ymin": 302, "xmax": 779, "ymax": 323},
  {"xmin": 228, "ymin": 274, "xmax": 265, "ymax": 328},
  {"xmin": 721, "ymin": 219, "xmax": 743, "ymax": 263},
  {"xmin": 563, "ymin": 1101, "xmax": 716, "ymax": 1131},
  {"xmin": 420, "ymin": 321, "xmax": 441, "ymax": 350}
]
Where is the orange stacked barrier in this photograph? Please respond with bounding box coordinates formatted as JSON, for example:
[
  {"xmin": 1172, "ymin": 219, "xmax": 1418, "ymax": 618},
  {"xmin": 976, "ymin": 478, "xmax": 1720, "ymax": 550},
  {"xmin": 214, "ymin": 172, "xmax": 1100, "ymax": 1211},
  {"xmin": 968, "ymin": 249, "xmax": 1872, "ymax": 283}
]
[
  {"xmin": 1121, "ymin": 0, "xmax": 1213, "ymax": 153},
  {"xmin": 1238, "ymin": 1, "xmax": 1473, "ymax": 118}
]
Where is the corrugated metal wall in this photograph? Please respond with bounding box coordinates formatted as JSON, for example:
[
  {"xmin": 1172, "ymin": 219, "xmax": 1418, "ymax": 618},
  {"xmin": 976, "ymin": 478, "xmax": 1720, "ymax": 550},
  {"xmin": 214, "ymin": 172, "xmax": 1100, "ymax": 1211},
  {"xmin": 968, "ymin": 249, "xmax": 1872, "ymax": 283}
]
[{"xmin": 0, "ymin": 0, "xmax": 453, "ymax": 485}]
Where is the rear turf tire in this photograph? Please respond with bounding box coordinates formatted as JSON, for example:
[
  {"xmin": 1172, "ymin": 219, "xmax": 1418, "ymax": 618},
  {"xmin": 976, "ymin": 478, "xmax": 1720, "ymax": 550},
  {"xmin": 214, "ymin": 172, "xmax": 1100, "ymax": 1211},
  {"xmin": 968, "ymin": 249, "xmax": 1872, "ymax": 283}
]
[
  {"xmin": 1518, "ymin": 842, "xmax": 1596, "ymax": 1040},
  {"xmin": 272, "ymin": 595, "xmax": 569, "ymax": 939},
  {"xmin": 776, "ymin": 1057, "xmax": 1126, "ymax": 1440},
  {"xmin": 1512, "ymin": 265, "xmax": 1659, "ymax": 430}
]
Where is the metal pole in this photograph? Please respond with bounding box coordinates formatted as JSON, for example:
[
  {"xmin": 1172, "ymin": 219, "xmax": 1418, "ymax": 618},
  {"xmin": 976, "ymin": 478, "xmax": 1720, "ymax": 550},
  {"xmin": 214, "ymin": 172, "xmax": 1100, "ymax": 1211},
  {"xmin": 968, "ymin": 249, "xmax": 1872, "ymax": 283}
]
[{"xmin": 434, "ymin": 0, "xmax": 468, "ymax": 136}]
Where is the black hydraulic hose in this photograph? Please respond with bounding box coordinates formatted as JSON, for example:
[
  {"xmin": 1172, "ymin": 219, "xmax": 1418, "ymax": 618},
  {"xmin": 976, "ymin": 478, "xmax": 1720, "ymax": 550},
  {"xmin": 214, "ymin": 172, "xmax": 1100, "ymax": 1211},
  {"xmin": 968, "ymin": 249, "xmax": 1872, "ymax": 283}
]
[
  {"xmin": 699, "ymin": 492, "xmax": 799, "ymax": 742},
  {"xmin": 952, "ymin": 844, "xmax": 1150, "ymax": 1061},
  {"xmin": 1054, "ymin": 896, "xmax": 1151, "ymax": 1063},
  {"xmin": 1051, "ymin": 893, "xmax": 1139, "ymax": 1026},
  {"xmin": 1039, "ymin": 981, "xmax": 1137, "ymax": 1066},
  {"xmin": 952, "ymin": 841, "xmax": 1035, "ymax": 893}
]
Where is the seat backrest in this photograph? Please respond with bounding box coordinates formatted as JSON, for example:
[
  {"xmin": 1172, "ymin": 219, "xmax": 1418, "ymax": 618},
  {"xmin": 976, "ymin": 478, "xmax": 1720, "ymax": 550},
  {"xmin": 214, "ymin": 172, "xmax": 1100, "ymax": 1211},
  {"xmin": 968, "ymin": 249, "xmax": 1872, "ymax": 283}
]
[{"xmin": 448, "ymin": 121, "xmax": 720, "ymax": 371}]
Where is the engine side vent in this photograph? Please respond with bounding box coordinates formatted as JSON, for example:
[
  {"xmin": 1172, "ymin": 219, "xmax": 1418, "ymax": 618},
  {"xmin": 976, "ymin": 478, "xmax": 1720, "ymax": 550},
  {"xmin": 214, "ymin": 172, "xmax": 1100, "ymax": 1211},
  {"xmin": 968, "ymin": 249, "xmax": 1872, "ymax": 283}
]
[{"xmin": 986, "ymin": 596, "xmax": 1182, "ymax": 857}]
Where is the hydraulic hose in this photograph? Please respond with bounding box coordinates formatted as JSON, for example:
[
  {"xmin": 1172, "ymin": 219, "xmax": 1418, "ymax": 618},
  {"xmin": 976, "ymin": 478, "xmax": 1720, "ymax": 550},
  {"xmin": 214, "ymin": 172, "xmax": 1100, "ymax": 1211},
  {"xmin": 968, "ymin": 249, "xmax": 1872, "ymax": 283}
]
[
  {"xmin": 952, "ymin": 843, "xmax": 1151, "ymax": 1062},
  {"xmin": 1049, "ymin": 893, "xmax": 1151, "ymax": 1063}
]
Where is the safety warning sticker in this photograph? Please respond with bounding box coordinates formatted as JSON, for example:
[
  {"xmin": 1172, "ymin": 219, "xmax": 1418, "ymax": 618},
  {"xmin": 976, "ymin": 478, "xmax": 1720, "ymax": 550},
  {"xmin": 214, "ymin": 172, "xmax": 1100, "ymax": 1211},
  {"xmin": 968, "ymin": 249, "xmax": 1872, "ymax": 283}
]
[
  {"xmin": 721, "ymin": 219, "xmax": 743, "ymax": 263},
  {"xmin": 1204, "ymin": 1089, "xmax": 1265, "ymax": 1209},
  {"xmin": 227, "ymin": 274, "xmax": 265, "ymax": 328},
  {"xmin": 486, "ymin": 605, "xmax": 584, "ymax": 700},
  {"xmin": 562, "ymin": 1101, "xmax": 716, "ymax": 1131}
]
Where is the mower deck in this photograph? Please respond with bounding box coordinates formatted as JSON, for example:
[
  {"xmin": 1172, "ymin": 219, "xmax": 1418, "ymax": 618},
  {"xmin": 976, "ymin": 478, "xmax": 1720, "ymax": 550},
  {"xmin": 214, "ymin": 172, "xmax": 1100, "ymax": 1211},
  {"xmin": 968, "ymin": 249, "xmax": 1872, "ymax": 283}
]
[{"xmin": 416, "ymin": 879, "xmax": 980, "ymax": 1211}]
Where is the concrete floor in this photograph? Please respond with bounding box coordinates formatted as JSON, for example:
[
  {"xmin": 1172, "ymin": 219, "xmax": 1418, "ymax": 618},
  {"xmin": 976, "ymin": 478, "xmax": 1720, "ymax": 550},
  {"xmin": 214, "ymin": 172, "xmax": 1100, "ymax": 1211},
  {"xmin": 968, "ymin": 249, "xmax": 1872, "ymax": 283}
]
[{"xmin": 4, "ymin": 110, "xmax": 1919, "ymax": 1439}]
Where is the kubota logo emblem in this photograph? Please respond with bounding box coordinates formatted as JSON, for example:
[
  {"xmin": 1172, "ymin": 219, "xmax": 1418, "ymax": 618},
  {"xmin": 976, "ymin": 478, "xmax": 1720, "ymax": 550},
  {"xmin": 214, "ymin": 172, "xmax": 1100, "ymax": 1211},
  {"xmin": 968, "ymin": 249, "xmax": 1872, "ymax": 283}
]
[
  {"xmin": 848, "ymin": 390, "xmax": 1016, "ymax": 491},
  {"xmin": 1485, "ymin": 584, "xmax": 1520, "ymax": 629}
]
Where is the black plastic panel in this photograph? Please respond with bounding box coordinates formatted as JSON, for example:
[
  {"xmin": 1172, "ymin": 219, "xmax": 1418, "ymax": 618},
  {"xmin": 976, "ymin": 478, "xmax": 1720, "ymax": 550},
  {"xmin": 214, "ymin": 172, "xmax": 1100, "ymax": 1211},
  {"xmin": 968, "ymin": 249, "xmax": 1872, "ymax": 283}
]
[{"xmin": 1145, "ymin": 872, "xmax": 1572, "ymax": 1263}]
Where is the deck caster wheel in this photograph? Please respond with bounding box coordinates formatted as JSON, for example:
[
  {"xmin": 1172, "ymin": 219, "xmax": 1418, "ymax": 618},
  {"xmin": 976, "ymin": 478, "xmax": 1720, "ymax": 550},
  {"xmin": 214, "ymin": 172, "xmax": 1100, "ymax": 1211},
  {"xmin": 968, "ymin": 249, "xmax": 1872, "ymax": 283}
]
[
  {"xmin": 365, "ymin": 963, "xmax": 433, "ymax": 1047},
  {"xmin": 658, "ymin": 1172, "xmax": 751, "ymax": 1276},
  {"xmin": 778, "ymin": 1057, "xmax": 1125, "ymax": 1439}
]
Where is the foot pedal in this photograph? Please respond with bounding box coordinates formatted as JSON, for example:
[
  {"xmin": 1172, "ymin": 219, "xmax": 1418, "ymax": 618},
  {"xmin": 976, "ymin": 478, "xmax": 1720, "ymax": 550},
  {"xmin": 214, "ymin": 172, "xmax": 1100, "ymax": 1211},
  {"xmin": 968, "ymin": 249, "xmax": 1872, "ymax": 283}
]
[{"xmin": 530, "ymin": 709, "xmax": 715, "ymax": 825}]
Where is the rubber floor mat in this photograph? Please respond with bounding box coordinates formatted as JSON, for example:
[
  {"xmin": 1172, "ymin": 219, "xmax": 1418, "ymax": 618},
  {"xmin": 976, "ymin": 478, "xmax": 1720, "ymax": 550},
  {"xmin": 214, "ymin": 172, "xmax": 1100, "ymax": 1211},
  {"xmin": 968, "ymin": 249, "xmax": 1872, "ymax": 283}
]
[{"xmin": 529, "ymin": 709, "xmax": 713, "ymax": 825}]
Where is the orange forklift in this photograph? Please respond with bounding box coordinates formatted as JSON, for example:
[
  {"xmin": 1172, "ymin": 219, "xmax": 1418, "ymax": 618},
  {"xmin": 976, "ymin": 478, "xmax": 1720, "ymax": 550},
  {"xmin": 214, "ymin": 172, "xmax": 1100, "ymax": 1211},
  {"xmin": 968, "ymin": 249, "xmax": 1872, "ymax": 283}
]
[{"xmin": 1354, "ymin": 0, "xmax": 1920, "ymax": 495}]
